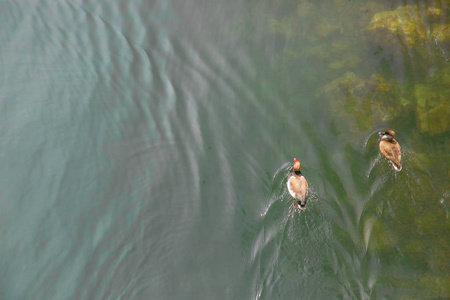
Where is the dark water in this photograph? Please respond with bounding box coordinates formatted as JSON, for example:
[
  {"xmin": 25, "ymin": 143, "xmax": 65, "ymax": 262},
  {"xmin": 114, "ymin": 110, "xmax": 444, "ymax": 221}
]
[{"xmin": 0, "ymin": 0, "xmax": 448, "ymax": 299}]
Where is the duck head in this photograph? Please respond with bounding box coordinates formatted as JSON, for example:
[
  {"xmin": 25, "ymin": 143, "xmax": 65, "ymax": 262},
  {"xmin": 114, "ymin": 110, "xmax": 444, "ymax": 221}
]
[
  {"xmin": 293, "ymin": 158, "xmax": 300, "ymax": 171},
  {"xmin": 379, "ymin": 129, "xmax": 395, "ymax": 141}
]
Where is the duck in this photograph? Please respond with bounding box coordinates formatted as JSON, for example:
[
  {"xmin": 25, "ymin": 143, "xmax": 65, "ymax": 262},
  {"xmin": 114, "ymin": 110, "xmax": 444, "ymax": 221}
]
[
  {"xmin": 378, "ymin": 129, "xmax": 402, "ymax": 172},
  {"xmin": 287, "ymin": 158, "xmax": 308, "ymax": 211}
]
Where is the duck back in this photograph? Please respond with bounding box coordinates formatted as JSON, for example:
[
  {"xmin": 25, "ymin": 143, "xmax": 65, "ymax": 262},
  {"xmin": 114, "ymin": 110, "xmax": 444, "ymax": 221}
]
[{"xmin": 379, "ymin": 140, "xmax": 402, "ymax": 171}]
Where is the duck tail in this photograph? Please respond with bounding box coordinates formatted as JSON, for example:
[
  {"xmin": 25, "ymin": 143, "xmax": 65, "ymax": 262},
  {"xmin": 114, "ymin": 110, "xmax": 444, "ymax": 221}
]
[
  {"xmin": 296, "ymin": 197, "xmax": 307, "ymax": 210},
  {"xmin": 391, "ymin": 162, "xmax": 402, "ymax": 172}
]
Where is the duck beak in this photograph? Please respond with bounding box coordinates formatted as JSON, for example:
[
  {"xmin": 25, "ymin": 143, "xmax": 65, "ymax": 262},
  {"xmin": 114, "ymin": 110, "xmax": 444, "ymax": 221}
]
[{"xmin": 378, "ymin": 131, "xmax": 385, "ymax": 137}]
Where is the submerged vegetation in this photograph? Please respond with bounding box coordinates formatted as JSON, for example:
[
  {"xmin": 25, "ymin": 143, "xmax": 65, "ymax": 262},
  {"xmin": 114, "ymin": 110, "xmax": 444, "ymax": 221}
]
[
  {"xmin": 239, "ymin": 0, "xmax": 449, "ymax": 136},
  {"xmin": 238, "ymin": 0, "xmax": 449, "ymax": 297},
  {"xmin": 320, "ymin": 2, "xmax": 449, "ymax": 136}
]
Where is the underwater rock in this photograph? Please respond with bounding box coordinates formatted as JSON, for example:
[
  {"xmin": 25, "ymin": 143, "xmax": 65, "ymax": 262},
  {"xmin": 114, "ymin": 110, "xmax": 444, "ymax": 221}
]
[
  {"xmin": 367, "ymin": 5, "xmax": 427, "ymax": 50},
  {"xmin": 432, "ymin": 24, "xmax": 450, "ymax": 43},
  {"xmin": 321, "ymin": 72, "xmax": 408, "ymax": 132},
  {"xmin": 426, "ymin": 7, "xmax": 442, "ymax": 23},
  {"xmin": 414, "ymin": 83, "xmax": 449, "ymax": 136},
  {"xmin": 367, "ymin": 4, "xmax": 449, "ymax": 55},
  {"xmin": 412, "ymin": 65, "xmax": 450, "ymax": 136},
  {"xmin": 431, "ymin": 24, "xmax": 450, "ymax": 60},
  {"xmin": 257, "ymin": 0, "xmax": 449, "ymax": 138},
  {"xmin": 367, "ymin": 73, "xmax": 409, "ymax": 120},
  {"xmin": 321, "ymin": 72, "xmax": 372, "ymax": 131},
  {"xmin": 322, "ymin": 68, "xmax": 449, "ymax": 137}
]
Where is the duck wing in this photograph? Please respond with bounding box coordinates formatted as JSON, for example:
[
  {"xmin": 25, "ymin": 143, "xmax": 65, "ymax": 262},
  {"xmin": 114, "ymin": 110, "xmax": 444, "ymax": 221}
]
[
  {"xmin": 380, "ymin": 141, "xmax": 402, "ymax": 170},
  {"xmin": 288, "ymin": 175, "xmax": 308, "ymax": 201},
  {"xmin": 390, "ymin": 143, "xmax": 402, "ymax": 171}
]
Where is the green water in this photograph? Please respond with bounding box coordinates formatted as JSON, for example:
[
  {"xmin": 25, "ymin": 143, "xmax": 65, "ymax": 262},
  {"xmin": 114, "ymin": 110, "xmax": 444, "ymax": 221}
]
[{"xmin": 0, "ymin": 0, "xmax": 448, "ymax": 299}]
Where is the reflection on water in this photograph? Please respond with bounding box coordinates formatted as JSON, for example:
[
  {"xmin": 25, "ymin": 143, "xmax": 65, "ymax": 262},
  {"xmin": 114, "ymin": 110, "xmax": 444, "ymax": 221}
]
[{"xmin": 0, "ymin": 0, "xmax": 448, "ymax": 298}]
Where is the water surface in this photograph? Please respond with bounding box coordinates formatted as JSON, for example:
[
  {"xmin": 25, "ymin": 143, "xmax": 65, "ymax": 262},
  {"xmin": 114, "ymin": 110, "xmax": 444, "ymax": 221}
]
[{"xmin": 0, "ymin": 0, "xmax": 448, "ymax": 299}]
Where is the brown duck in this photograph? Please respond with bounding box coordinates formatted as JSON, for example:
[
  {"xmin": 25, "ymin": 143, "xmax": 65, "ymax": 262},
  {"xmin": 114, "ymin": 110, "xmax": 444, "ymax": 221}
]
[
  {"xmin": 287, "ymin": 158, "xmax": 308, "ymax": 210},
  {"xmin": 378, "ymin": 130, "xmax": 402, "ymax": 172}
]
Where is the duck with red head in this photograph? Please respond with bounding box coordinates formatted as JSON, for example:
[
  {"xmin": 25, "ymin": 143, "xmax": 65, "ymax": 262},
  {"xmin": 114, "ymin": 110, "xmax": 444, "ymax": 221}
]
[
  {"xmin": 287, "ymin": 158, "xmax": 308, "ymax": 211},
  {"xmin": 378, "ymin": 130, "xmax": 402, "ymax": 172}
]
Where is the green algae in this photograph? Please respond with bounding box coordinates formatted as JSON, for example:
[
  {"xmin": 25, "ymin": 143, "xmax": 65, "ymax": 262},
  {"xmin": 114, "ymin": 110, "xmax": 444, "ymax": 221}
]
[
  {"xmin": 432, "ymin": 24, "xmax": 450, "ymax": 43},
  {"xmin": 321, "ymin": 71, "xmax": 409, "ymax": 131},
  {"xmin": 244, "ymin": 1, "xmax": 449, "ymax": 137},
  {"xmin": 414, "ymin": 83, "xmax": 449, "ymax": 135},
  {"xmin": 367, "ymin": 5, "xmax": 428, "ymax": 50},
  {"xmin": 315, "ymin": 3, "xmax": 449, "ymax": 137}
]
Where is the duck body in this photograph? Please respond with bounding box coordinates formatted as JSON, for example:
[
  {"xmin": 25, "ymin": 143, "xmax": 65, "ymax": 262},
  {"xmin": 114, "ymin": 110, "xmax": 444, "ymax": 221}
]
[
  {"xmin": 287, "ymin": 158, "xmax": 308, "ymax": 210},
  {"xmin": 378, "ymin": 130, "xmax": 402, "ymax": 172}
]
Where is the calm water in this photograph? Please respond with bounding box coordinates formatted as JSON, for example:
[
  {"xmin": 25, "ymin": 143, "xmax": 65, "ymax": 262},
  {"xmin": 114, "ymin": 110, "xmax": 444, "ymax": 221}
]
[{"xmin": 0, "ymin": 0, "xmax": 448, "ymax": 299}]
